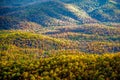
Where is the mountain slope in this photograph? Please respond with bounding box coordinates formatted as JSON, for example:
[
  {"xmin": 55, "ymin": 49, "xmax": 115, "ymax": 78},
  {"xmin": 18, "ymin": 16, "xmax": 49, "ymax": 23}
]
[
  {"xmin": 89, "ymin": 0, "xmax": 120, "ymax": 22},
  {"xmin": 62, "ymin": 0, "xmax": 120, "ymax": 22},
  {"xmin": 2, "ymin": 0, "xmax": 120, "ymax": 29},
  {"xmin": 0, "ymin": 1, "xmax": 79, "ymax": 29},
  {"xmin": 0, "ymin": 0, "xmax": 41, "ymax": 6}
]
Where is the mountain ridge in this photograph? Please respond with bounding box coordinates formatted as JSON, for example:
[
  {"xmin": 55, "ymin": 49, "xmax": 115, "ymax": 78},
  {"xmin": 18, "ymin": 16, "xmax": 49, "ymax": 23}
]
[{"xmin": 0, "ymin": 0, "xmax": 120, "ymax": 30}]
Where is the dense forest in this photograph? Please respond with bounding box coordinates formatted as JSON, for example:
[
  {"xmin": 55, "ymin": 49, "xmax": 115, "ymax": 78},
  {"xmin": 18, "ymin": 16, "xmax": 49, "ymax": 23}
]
[{"xmin": 0, "ymin": 0, "xmax": 120, "ymax": 80}]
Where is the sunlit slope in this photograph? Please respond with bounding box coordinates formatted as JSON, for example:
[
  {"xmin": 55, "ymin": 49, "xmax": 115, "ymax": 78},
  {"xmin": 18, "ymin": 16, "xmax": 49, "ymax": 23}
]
[
  {"xmin": 45, "ymin": 24, "xmax": 120, "ymax": 53},
  {"xmin": 0, "ymin": 30, "xmax": 77, "ymax": 51},
  {"xmin": 61, "ymin": 0, "xmax": 120, "ymax": 22},
  {"xmin": 89, "ymin": 0, "xmax": 120, "ymax": 22}
]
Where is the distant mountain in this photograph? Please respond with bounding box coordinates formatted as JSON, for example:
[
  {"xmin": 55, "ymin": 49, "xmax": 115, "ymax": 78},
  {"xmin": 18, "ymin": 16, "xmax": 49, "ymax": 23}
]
[
  {"xmin": 0, "ymin": 0, "xmax": 40, "ymax": 6},
  {"xmin": 89, "ymin": 0, "xmax": 120, "ymax": 22},
  {"xmin": 62, "ymin": 0, "xmax": 120, "ymax": 22},
  {"xmin": 0, "ymin": 0, "xmax": 120, "ymax": 29}
]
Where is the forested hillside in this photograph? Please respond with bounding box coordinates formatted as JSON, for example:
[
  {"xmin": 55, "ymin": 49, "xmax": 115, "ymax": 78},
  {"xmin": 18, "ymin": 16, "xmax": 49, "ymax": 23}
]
[
  {"xmin": 0, "ymin": 0, "xmax": 120, "ymax": 29},
  {"xmin": 0, "ymin": 30, "xmax": 120, "ymax": 80},
  {"xmin": 0, "ymin": 0, "xmax": 120, "ymax": 80}
]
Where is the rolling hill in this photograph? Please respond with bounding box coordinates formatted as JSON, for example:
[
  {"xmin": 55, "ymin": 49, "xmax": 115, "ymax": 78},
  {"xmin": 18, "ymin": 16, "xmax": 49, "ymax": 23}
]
[
  {"xmin": 44, "ymin": 23, "xmax": 120, "ymax": 53},
  {"xmin": 0, "ymin": 30, "xmax": 78, "ymax": 51},
  {"xmin": 0, "ymin": 0, "xmax": 120, "ymax": 53},
  {"xmin": 0, "ymin": 29, "xmax": 120, "ymax": 54}
]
